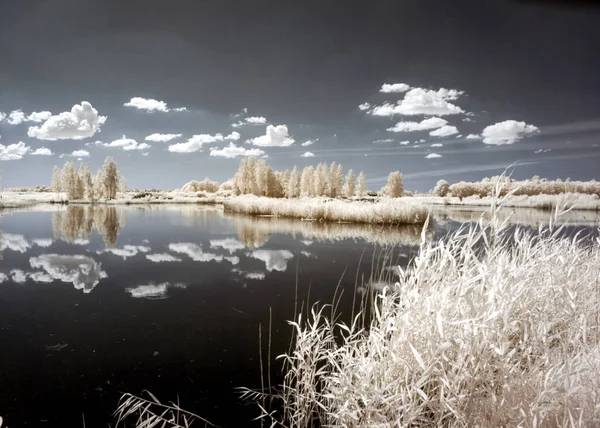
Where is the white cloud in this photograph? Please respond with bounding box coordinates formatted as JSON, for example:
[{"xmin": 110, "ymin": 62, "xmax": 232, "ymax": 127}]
[
  {"xmin": 380, "ymin": 83, "xmax": 411, "ymax": 93},
  {"xmin": 168, "ymin": 132, "xmax": 239, "ymax": 153},
  {"xmin": 145, "ymin": 133, "xmax": 182, "ymax": 142},
  {"xmin": 481, "ymin": 120, "xmax": 540, "ymax": 145},
  {"xmin": 425, "ymin": 153, "xmax": 443, "ymax": 159},
  {"xmin": 301, "ymin": 240, "xmax": 313, "ymax": 246},
  {"xmin": 98, "ymin": 245, "xmax": 151, "ymax": 259},
  {"xmin": 246, "ymin": 116, "xmax": 267, "ymax": 125},
  {"xmin": 210, "ymin": 238, "xmax": 245, "ymax": 254},
  {"xmin": 29, "ymin": 271, "xmax": 54, "ymax": 283},
  {"xmin": 146, "ymin": 253, "xmax": 182, "ymax": 263},
  {"xmin": 31, "ymin": 147, "xmax": 53, "ymax": 156},
  {"xmin": 28, "ymin": 102, "xmax": 106, "ymax": 140},
  {"xmin": 0, "ymin": 112, "xmax": 5, "ymax": 122},
  {"xmin": 101, "ymin": 136, "xmax": 150, "ymax": 151},
  {"xmin": 168, "ymin": 243, "xmax": 223, "ymax": 263},
  {"xmin": 0, "ymin": 272, "xmax": 6, "ymax": 283},
  {"xmin": 250, "ymin": 250, "xmax": 294, "ymax": 272},
  {"xmin": 430, "ymin": 143, "xmax": 443, "ymax": 147},
  {"xmin": 466, "ymin": 134, "xmax": 481, "ymax": 140},
  {"xmin": 387, "ymin": 117, "xmax": 448, "ymax": 133},
  {"xmin": 209, "ymin": 143, "xmax": 265, "ymax": 159},
  {"xmin": 0, "ymin": 142, "xmax": 31, "ymax": 160},
  {"xmin": 32, "ymin": 238, "xmax": 53, "ymax": 247},
  {"xmin": 70, "ymin": 150, "xmax": 90, "ymax": 158},
  {"xmin": 301, "ymin": 151, "xmax": 315, "ymax": 158},
  {"xmin": 358, "ymin": 102, "xmax": 371, "ymax": 111},
  {"xmin": 225, "ymin": 131, "xmax": 241, "ymax": 141},
  {"xmin": 369, "ymin": 87, "xmax": 464, "ymax": 117},
  {"xmin": 29, "ymin": 254, "xmax": 107, "ymax": 293},
  {"xmin": 123, "ymin": 97, "xmax": 186, "ymax": 113},
  {"xmin": 400, "ymin": 140, "xmax": 410, "ymax": 145},
  {"xmin": 1, "ymin": 233, "xmax": 31, "ymax": 252},
  {"xmin": 142, "ymin": 152, "xmax": 149, "ymax": 156},
  {"xmin": 373, "ymin": 138, "xmax": 394, "ymax": 143},
  {"xmin": 302, "ymin": 139, "xmax": 317, "ymax": 147},
  {"xmin": 4, "ymin": 110, "xmax": 50, "ymax": 125},
  {"xmin": 429, "ymin": 125, "xmax": 459, "ymax": 137},
  {"xmin": 534, "ymin": 148, "xmax": 552, "ymax": 154},
  {"xmin": 248, "ymin": 124, "xmax": 294, "ymax": 147}
]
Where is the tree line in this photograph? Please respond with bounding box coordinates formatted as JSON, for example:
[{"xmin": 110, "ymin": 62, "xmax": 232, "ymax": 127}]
[
  {"xmin": 51, "ymin": 157, "xmax": 125, "ymax": 200},
  {"xmin": 231, "ymin": 157, "xmax": 406, "ymax": 199}
]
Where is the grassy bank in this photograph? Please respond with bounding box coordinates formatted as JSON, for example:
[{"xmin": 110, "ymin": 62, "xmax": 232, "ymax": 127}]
[
  {"xmin": 250, "ymin": 210, "xmax": 600, "ymax": 426},
  {"xmin": 223, "ymin": 195, "xmax": 430, "ymax": 225}
]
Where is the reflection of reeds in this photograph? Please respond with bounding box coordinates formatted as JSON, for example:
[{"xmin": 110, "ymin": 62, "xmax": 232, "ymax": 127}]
[
  {"xmin": 52, "ymin": 206, "xmax": 125, "ymax": 247},
  {"xmin": 223, "ymin": 195, "xmax": 429, "ymax": 225},
  {"xmin": 231, "ymin": 213, "xmax": 432, "ymax": 247}
]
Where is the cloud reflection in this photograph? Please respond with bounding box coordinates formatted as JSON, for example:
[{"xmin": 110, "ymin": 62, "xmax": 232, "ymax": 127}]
[{"xmin": 29, "ymin": 254, "xmax": 107, "ymax": 293}]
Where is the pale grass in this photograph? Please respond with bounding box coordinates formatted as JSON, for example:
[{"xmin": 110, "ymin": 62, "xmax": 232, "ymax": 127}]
[
  {"xmin": 223, "ymin": 195, "xmax": 429, "ymax": 225},
  {"xmin": 244, "ymin": 205, "xmax": 600, "ymax": 427}
]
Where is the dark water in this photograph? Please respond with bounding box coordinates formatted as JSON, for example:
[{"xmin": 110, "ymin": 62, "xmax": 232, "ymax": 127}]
[{"xmin": 0, "ymin": 205, "xmax": 596, "ymax": 427}]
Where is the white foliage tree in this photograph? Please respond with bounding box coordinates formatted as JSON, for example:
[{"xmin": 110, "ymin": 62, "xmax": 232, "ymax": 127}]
[
  {"xmin": 433, "ymin": 179, "xmax": 450, "ymax": 197},
  {"xmin": 344, "ymin": 169, "xmax": 355, "ymax": 198},
  {"xmin": 357, "ymin": 171, "xmax": 367, "ymax": 198}
]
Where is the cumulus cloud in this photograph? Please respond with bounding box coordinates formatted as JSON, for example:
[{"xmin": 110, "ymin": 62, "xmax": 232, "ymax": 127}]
[
  {"xmin": 301, "ymin": 139, "xmax": 317, "ymax": 147},
  {"xmin": 248, "ymin": 124, "xmax": 294, "ymax": 147},
  {"xmin": 380, "ymin": 83, "xmax": 411, "ymax": 93},
  {"xmin": 387, "ymin": 117, "xmax": 448, "ymax": 133},
  {"xmin": 534, "ymin": 148, "xmax": 552, "ymax": 154},
  {"xmin": 11, "ymin": 269, "xmax": 29, "ymax": 284},
  {"xmin": 145, "ymin": 133, "xmax": 182, "ymax": 142},
  {"xmin": 301, "ymin": 151, "xmax": 315, "ymax": 158},
  {"xmin": 358, "ymin": 102, "xmax": 371, "ymax": 111},
  {"xmin": 28, "ymin": 102, "xmax": 106, "ymax": 140},
  {"xmin": 250, "ymin": 250, "xmax": 294, "ymax": 272},
  {"xmin": 124, "ymin": 97, "xmax": 187, "ymax": 113},
  {"xmin": 31, "ymin": 147, "xmax": 53, "ymax": 156},
  {"xmin": 29, "ymin": 254, "xmax": 107, "ymax": 293},
  {"xmin": 430, "ymin": 143, "xmax": 443, "ymax": 147},
  {"xmin": 146, "ymin": 253, "xmax": 182, "ymax": 263},
  {"xmin": 168, "ymin": 243, "xmax": 223, "ymax": 263},
  {"xmin": 425, "ymin": 153, "xmax": 443, "ymax": 159},
  {"xmin": 373, "ymin": 138, "xmax": 394, "ymax": 143},
  {"xmin": 241, "ymin": 116, "xmax": 267, "ymax": 126},
  {"xmin": 0, "ymin": 142, "xmax": 31, "ymax": 160},
  {"xmin": 0, "ymin": 112, "xmax": 5, "ymax": 122},
  {"xmin": 481, "ymin": 120, "xmax": 540, "ymax": 145},
  {"xmin": 98, "ymin": 245, "xmax": 151, "ymax": 259},
  {"xmin": 369, "ymin": 87, "xmax": 464, "ymax": 117},
  {"xmin": 225, "ymin": 256, "xmax": 240, "ymax": 265},
  {"xmin": 3, "ymin": 110, "xmax": 52, "ymax": 125},
  {"xmin": 101, "ymin": 136, "xmax": 150, "ymax": 151},
  {"xmin": 429, "ymin": 125, "xmax": 459, "ymax": 137},
  {"xmin": 210, "ymin": 143, "xmax": 265, "ymax": 158},
  {"xmin": 244, "ymin": 272, "xmax": 266, "ymax": 280},
  {"xmin": 70, "ymin": 150, "xmax": 90, "ymax": 158},
  {"xmin": 466, "ymin": 134, "xmax": 482, "ymax": 140},
  {"xmin": 400, "ymin": 140, "xmax": 410, "ymax": 145},
  {"xmin": 210, "ymin": 238, "xmax": 245, "ymax": 254},
  {"xmin": 169, "ymin": 132, "xmax": 239, "ymax": 153}
]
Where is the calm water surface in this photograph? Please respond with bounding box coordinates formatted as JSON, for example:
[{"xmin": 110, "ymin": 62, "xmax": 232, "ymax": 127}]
[{"xmin": 0, "ymin": 204, "xmax": 597, "ymax": 427}]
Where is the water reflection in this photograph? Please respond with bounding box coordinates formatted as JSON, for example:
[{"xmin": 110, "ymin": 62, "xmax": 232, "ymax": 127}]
[
  {"xmin": 249, "ymin": 249, "xmax": 294, "ymax": 272},
  {"xmin": 126, "ymin": 282, "xmax": 186, "ymax": 299},
  {"xmin": 52, "ymin": 206, "xmax": 125, "ymax": 247},
  {"xmin": 29, "ymin": 254, "xmax": 107, "ymax": 293},
  {"xmin": 231, "ymin": 214, "xmax": 431, "ymax": 248}
]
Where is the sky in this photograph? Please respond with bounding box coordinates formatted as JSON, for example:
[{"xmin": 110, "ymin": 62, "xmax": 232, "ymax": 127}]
[{"xmin": 0, "ymin": 0, "xmax": 599, "ymax": 191}]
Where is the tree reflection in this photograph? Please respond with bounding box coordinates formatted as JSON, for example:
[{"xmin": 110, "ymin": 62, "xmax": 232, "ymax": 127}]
[
  {"xmin": 231, "ymin": 214, "xmax": 432, "ymax": 248},
  {"xmin": 52, "ymin": 206, "xmax": 125, "ymax": 247}
]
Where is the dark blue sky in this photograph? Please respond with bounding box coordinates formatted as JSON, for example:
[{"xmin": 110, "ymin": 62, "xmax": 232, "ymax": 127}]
[{"xmin": 0, "ymin": 0, "xmax": 599, "ymax": 191}]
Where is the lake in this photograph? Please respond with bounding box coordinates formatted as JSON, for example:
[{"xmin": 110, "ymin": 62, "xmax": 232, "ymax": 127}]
[{"xmin": 0, "ymin": 204, "xmax": 597, "ymax": 427}]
